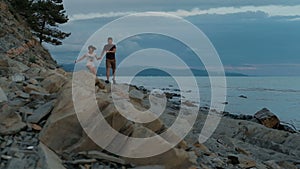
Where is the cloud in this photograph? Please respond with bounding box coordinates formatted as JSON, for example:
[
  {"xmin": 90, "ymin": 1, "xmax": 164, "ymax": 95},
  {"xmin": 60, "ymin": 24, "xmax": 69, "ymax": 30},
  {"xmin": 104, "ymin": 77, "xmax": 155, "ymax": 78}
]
[{"xmin": 69, "ymin": 5, "xmax": 300, "ymax": 22}]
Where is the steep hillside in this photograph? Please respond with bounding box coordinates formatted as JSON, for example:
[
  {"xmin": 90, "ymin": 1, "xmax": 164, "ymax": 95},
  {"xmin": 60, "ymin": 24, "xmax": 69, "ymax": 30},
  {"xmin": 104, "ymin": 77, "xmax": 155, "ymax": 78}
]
[{"xmin": 0, "ymin": 0, "xmax": 57, "ymax": 72}]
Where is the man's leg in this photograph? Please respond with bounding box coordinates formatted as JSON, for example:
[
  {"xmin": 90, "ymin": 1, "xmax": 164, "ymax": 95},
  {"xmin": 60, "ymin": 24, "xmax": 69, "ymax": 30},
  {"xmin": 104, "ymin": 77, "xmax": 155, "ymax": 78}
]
[
  {"xmin": 105, "ymin": 60, "xmax": 110, "ymax": 83},
  {"xmin": 112, "ymin": 59, "xmax": 116, "ymax": 81}
]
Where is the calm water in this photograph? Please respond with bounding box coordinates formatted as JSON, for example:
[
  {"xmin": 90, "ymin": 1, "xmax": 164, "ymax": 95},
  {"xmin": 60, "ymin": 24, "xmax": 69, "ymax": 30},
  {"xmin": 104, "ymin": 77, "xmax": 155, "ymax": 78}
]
[{"xmin": 111, "ymin": 76, "xmax": 300, "ymax": 129}]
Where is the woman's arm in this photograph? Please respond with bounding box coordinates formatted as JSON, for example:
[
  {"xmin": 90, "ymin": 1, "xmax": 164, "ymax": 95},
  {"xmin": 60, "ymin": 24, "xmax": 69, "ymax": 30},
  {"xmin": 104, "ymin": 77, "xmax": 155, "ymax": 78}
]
[{"xmin": 75, "ymin": 54, "xmax": 86, "ymax": 63}]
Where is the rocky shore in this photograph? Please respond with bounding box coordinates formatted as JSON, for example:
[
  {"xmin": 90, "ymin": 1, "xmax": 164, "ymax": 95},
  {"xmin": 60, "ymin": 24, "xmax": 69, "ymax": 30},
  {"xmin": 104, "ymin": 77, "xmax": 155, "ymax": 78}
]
[{"xmin": 1, "ymin": 1, "xmax": 300, "ymax": 169}]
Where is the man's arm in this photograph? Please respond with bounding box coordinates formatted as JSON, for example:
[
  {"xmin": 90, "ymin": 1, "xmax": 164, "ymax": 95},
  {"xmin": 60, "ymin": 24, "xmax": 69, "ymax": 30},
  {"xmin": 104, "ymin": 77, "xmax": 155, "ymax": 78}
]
[{"xmin": 98, "ymin": 46, "xmax": 106, "ymax": 60}]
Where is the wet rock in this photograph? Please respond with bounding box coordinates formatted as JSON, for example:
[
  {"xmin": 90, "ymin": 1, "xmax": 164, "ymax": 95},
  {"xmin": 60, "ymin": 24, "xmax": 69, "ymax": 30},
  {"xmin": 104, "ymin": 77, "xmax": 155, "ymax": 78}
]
[
  {"xmin": 129, "ymin": 88, "xmax": 145, "ymax": 100},
  {"xmin": 239, "ymin": 95, "xmax": 248, "ymax": 99},
  {"xmin": 27, "ymin": 101, "xmax": 54, "ymax": 123},
  {"xmin": 254, "ymin": 108, "xmax": 280, "ymax": 128}
]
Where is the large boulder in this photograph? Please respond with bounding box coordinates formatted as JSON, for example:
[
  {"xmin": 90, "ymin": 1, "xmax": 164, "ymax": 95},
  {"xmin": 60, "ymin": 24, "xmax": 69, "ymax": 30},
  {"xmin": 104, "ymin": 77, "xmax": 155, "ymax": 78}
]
[
  {"xmin": 41, "ymin": 71, "xmax": 68, "ymax": 93},
  {"xmin": 254, "ymin": 108, "xmax": 280, "ymax": 128},
  {"xmin": 39, "ymin": 71, "xmax": 197, "ymax": 169}
]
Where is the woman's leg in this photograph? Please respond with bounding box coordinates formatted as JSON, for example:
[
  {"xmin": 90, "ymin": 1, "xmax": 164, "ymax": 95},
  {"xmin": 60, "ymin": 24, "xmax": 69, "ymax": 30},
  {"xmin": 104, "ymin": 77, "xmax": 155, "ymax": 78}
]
[{"xmin": 87, "ymin": 65, "xmax": 96, "ymax": 75}]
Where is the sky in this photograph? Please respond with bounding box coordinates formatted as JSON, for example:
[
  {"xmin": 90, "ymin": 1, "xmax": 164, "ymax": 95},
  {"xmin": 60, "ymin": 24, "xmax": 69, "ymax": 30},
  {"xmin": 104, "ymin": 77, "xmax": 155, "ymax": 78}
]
[{"xmin": 47, "ymin": 0, "xmax": 300, "ymax": 76}]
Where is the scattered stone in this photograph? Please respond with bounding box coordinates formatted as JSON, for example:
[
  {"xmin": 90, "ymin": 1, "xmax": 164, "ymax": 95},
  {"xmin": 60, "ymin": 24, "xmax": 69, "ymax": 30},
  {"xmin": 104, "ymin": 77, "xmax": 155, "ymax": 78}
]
[
  {"xmin": 134, "ymin": 165, "xmax": 165, "ymax": 169},
  {"xmin": 0, "ymin": 89, "xmax": 7, "ymax": 103},
  {"xmin": 79, "ymin": 150, "xmax": 126, "ymax": 165},
  {"xmin": 1, "ymin": 155, "xmax": 12, "ymax": 160},
  {"xmin": 254, "ymin": 108, "xmax": 280, "ymax": 128},
  {"xmin": 31, "ymin": 124, "xmax": 42, "ymax": 131},
  {"xmin": 23, "ymin": 84, "xmax": 48, "ymax": 94},
  {"xmin": 27, "ymin": 78, "xmax": 39, "ymax": 85},
  {"xmin": 41, "ymin": 72, "xmax": 67, "ymax": 93},
  {"xmin": 129, "ymin": 88, "xmax": 145, "ymax": 100},
  {"xmin": 6, "ymin": 158, "xmax": 27, "ymax": 169},
  {"xmin": 15, "ymin": 90, "xmax": 30, "ymax": 99},
  {"xmin": 227, "ymin": 154, "xmax": 239, "ymax": 165},
  {"xmin": 239, "ymin": 95, "xmax": 248, "ymax": 99},
  {"xmin": 27, "ymin": 101, "xmax": 54, "ymax": 123},
  {"xmin": 38, "ymin": 142, "xmax": 66, "ymax": 169},
  {"xmin": 11, "ymin": 73, "xmax": 25, "ymax": 82},
  {"xmin": 264, "ymin": 160, "xmax": 281, "ymax": 169},
  {"xmin": 0, "ymin": 105, "xmax": 26, "ymax": 135},
  {"xmin": 64, "ymin": 159, "xmax": 97, "ymax": 165}
]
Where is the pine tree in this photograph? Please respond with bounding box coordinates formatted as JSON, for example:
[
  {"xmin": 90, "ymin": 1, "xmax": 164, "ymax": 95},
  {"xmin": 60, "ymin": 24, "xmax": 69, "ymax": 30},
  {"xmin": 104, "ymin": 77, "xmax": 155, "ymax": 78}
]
[
  {"xmin": 9, "ymin": 0, "xmax": 71, "ymax": 46},
  {"xmin": 30, "ymin": 0, "xmax": 70, "ymax": 45}
]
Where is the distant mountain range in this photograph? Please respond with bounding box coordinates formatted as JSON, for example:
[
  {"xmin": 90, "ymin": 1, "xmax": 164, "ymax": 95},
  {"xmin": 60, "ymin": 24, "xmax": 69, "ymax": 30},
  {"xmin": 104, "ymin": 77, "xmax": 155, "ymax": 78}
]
[{"xmin": 60, "ymin": 63, "xmax": 247, "ymax": 77}]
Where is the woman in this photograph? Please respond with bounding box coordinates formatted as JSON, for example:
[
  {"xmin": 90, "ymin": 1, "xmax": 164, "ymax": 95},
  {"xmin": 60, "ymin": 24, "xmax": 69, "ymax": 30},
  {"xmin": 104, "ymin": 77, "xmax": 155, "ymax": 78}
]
[{"xmin": 75, "ymin": 45, "xmax": 98, "ymax": 75}]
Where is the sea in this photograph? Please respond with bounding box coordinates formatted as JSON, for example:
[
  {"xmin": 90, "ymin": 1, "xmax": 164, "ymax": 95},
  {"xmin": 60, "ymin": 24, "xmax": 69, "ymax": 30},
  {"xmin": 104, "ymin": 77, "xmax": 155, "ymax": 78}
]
[
  {"xmin": 101, "ymin": 76, "xmax": 300, "ymax": 130},
  {"xmin": 52, "ymin": 53, "xmax": 300, "ymax": 130}
]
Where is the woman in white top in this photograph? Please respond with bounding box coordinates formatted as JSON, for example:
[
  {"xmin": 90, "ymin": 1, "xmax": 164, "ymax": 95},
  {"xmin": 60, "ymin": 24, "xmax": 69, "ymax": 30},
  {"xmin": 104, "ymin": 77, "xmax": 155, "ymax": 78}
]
[{"xmin": 75, "ymin": 45, "xmax": 98, "ymax": 75}]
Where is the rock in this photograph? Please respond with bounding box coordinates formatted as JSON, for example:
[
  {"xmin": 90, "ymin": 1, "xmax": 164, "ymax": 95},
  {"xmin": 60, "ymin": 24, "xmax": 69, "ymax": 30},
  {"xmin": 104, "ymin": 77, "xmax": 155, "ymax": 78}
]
[
  {"xmin": 237, "ymin": 155, "xmax": 256, "ymax": 168},
  {"xmin": 41, "ymin": 72, "xmax": 67, "ymax": 93},
  {"xmin": 263, "ymin": 160, "xmax": 281, "ymax": 169},
  {"xmin": 129, "ymin": 88, "xmax": 145, "ymax": 100},
  {"xmin": 227, "ymin": 154, "xmax": 239, "ymax": 165},
  {"xmin": 27, "ymin": 101, "xmax": 54, "ymax": 123},
  {"xmin": 27, "ymin": 78, "xmax": 39, "ymax": 85},
  {"xmin": 31, "ymin": 124, "xmax": 42, "ymax": 131},
  {"xmin": 11, "ymin": 73, "xmax": 25, "ymax": 82},
  {"xmin": 37, "ymin": 142, "xmax": 66, "ymax": 169},
  {"xmin": 0, "ymin": 89, "xmax": 7, "ymax": 103},
  {"xmin": 78, "ymin": 150, "xmax": 126, "ymax": 165},
  {"xmin": 134, "ymin": 165, "xmax": 165, "ymax": 169},
  {"xmin": 15, "ymin": 90, "xmax": 30, "ymax": 99},
  {"xmin": 0, "ymin": 105, "xmax": 26, "ymax": 135},
  {"xmin": 254, "ymin": 108, "xmax": 280, "ymax": 128},
  {"xmin": 39, "ymin": 71, "xmax": 197, "ymax": 169},
  {"xmin": 239, "ymin": 95, "xmax": 248, "ymax": 99},
  {"xmin": 23, "ymin": 84, "xmax": 48, "ymax": 94},
  {"xmin": 6, "ymin": 158, "xmax": 27, "ymax": 169},
  {"xmin": 7, "ymin": 58, "xmax": 30, "ymax": 73}
]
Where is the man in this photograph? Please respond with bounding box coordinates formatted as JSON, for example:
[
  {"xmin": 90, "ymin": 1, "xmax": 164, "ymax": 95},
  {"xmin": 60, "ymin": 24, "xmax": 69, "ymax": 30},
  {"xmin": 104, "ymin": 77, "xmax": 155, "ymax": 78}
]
[{"xmin": 99, "ymin": 37, "xmax": 117, "ymax": 84}]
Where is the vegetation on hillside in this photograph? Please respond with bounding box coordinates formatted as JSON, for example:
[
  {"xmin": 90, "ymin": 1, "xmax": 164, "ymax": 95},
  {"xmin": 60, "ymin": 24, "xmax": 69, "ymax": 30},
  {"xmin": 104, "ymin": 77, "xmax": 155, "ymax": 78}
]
[{"xmin": 9, "ymin": 0, "xmax": 70, "ymax": 45}]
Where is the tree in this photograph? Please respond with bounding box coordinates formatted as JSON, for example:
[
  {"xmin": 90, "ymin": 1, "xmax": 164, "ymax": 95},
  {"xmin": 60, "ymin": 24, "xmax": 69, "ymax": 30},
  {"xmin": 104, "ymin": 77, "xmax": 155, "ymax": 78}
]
[
  {"xmin": 30, "ymin": 0, "xmax": 71, "ymax": 45},
  {"xmin": 9, "ymin": 0, "xmax": 71, "ymax": 45}
]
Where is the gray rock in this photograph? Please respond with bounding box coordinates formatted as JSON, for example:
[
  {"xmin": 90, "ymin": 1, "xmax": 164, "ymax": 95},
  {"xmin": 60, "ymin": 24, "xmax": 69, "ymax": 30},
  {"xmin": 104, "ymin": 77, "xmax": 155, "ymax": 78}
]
[
  {"xmin": 254, "ymin": 108, "xmax": 280, "ymax": 128},
  {"xmin": 0, "ymin": 105, "xmax": 26, "ymax": 135},
  {"xmin": 38, "ymin": 142, "xmax": 66, "ymax": 169},
  {"xmin": 134, "ymin": 165, "xmax": 165, "ymax": 169},
  {"xmin": 6, "ymin": 158, "xmax": 27, "ymax": 169},
  {"xmin": 27, "ymin": 101, "xmax": 54, "ymax": 123},
  {"xmin": 15, "ymin": 90, "xmax": 30, "ymax": 99},
  {"xmin": 129, "ymin": 88, "xmax": 145, "ymax": 100},
  {"xmin": 0, "ymin": 89, "xmax": 7, "ymax": 103},
  {"xmin": 78, "ymin": 150, "xmax": 126, "ymax": 165},
  {"xmin": 11, "ymin": 73, "xmax": 25, "ymax": 82}
]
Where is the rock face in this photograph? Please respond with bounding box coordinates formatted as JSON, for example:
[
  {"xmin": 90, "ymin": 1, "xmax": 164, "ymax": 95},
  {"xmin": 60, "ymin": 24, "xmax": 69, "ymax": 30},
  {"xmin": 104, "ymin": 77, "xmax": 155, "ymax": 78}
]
[
  {"xmin": 254, "ymin": 108, "xmax": 280, "ymax": 128},
  {"xmin": 39, "ymin": 71, "xmax": 197, "ymax": 169}
]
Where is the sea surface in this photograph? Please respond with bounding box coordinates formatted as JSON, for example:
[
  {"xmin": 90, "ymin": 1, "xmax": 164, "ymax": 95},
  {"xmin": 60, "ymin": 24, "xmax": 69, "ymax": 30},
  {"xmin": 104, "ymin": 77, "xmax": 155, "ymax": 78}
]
[
  {"xmin": 51, "ymin": 53, "xmax": 300, "ymax": 129},
  {"xmin": 111, "ymin": 76, "xmax": 300, "ymax": 130}
]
